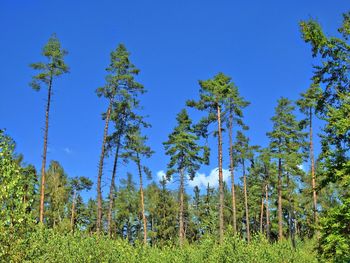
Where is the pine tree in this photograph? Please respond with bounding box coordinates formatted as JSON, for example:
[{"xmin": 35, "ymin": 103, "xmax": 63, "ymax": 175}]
[
  {"xmin": 225, "ymin": 84, "xmax": 249, "ymax": 234},
  {"xmin": 70, "ymin": 177, "xmax": 93, "ymax": 231},
  {"xmin": 29, "ymin": 34, "xmax": 69, "ymax": 223},
  {"xmin": 95, "ymin": 44, "xmax": 144, "ymax": 232},
  {"xmin": 123, "ymin": 125, "xmax": 153, "ymax": 244},
  {"xmin": 232, "ymin": 131, "xmax": 257, "ymax": 242},
  {"xmin": 267, "ymin": 98, "xmax": 306, "ymax": 241},
  {"xmin": 296, "ymin": 83, "xmax": 322, "ymax": 225},
  {"xmin": 301, "ymin": 12, "xmax": 350, "ymax": 261},
  {"xmin": 163, "ymin": 109, "xmax": 209, "ymax": 246},
  {"xmin": 187, "ymin": 72, "xmax": 232, "ymax": 243}
]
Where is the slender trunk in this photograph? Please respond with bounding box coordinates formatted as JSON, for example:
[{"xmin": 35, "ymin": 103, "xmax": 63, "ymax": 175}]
[
  {"xmin": 259, "ymin": 193, "xmax": 264, "ymax": 234},
  {"xmin": 179, "ymin": 169, "xmax": 185, "ymax": 246},
  {"xmin": 217, "ymin": 104, "xmax": 224, "ymax": 244},
  {"xmin": 137, "ymin": 154, "xmax": 147, "ymax": 244},
  {"xmin": 243, "ymin": 160, "xmax": 250, "ymax": 243},
  {"xmin": 265, "ymin": 183, "xmax": 270, "ymax": 239},
  {"xmin": 107, "ymin": 134, "xmax": 121, "ymax": 236},
  {"xmin": 96, "ymin": 101, "xmax": 113, "ymax": 233},
  {"xmin": 228, "ymin": 112, "xmax": 237, "ymax": 234},
  {"xmin": 287, "ymin": 173, "xmax": 296, "ymax": 249},
  {"xmin": 309, "ymin": 108, "xmax": 317, "ymax": 224},
  {"xmin": 70, "ymin": 190, "xmax": 76, "ymax": 231},
  {"xmin": 39, "ymin": 74, "xmax": 53, "ymax": 224},
  {"xmin": 278, "ymin": 157, "xmax": 283, "ymax": 240}
]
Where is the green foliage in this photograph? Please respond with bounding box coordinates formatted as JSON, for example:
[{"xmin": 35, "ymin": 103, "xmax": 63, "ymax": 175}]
[
  {"xmin": 163, "ymin": 109, "xmax": 209, "ymax": 180},
  {"xmin": 0, "ymin": 130, "xmax": 36, "ymax": 261},
  {"xmin": 5, "ymin": 229, "xmax": 316, "ymax": 262},
  {"xmin": 29, "ymin": 34, "xmax": 69, "ymax": 91}
]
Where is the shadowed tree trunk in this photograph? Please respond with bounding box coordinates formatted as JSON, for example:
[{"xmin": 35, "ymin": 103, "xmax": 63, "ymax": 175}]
[
  {"xmin": 259, "ymin": 192, "xmax": 264, "ymax": 233},
  {"xmin": 96, "ymin": 101, "xmax": 112, "ymax": 233},
  {"xmin": 278, "ymin": 157, "xmax": 283, "ymax": 240},
  {"xmin": 39, "ymin": 73, "xmax": 53, "ymax": 224},
  {"xmin": 137, "ymin": 153, "xmax": 147, "ymax": 244},
  {"xmin": 217, "ymin": 104, "xmax": 224, "ymax": 244},
  {"xmin": 179, "ymin": 169, "xmax": 185, "ymax": 246},
  {"xmin": 243, "ymin": 160, "xmax": 250, "ymax": 242},
  {"xmin": 309, "ymin": 107, "xmax": 317, "ymax": 224},
  {"xmin": 228, "ymin": 112, "xmax": 237, "ymax": 234},
  {"xmin": 265, "ymin": 183, "xmax": 270, "ymax": 239},
  {"xmin": 107, "ymin": 132, "xmax": 122, "ymax": 236},
  {"xmin": 70, "ymin": 190, "xmax": 76, "ymax": 231}
]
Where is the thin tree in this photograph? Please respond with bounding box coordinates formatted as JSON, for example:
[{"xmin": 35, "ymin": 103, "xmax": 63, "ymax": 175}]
[
  {"xmin": 30, "ymin": 34, "xmax": 69, "ymax": 223},
  {"xmin": 163, "ymin": 109, "xmax": 209, "ymax": 246},
  {"xmin": 123, "ymin": 125, "xmax": 153, "ymax": 244},
  {"xmin": 296, "ymin": 83, "xmax": 322, "ymax": 224},
  {"xmin": 95, "ymin": 44, "xmax": 144, "ymax": 232},
  {"xmin": 226, "ymin": 84, "xmax": 249, "ymax": 234},
  {"xmin": 70, "ymin": 176, "xmax": 93, "ymax": 231},
  {"xmin": 233, "ymin": 131, "xmax": 256, "ymax": 243},
  {"xmin": 187, "ymin": 72, "xmax": 232, "ymax": 243},
  {"xmin": 267, "ymin": 97, "xmax": 306, "ymax": 241}
]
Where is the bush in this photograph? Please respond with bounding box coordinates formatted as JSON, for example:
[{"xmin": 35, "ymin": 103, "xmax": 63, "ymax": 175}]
[{"xmin": 2, "ymin": 228, "xmax": 318, "ymax": 262}]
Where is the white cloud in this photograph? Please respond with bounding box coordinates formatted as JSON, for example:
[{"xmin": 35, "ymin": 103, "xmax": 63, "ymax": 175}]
[
  {"xmin": 64, "ymin": 147, "xmax": 72, "ymax": 154},
  {"xmin": 298, "ymin": 164, "xmax": 306, "ymax": 171},
  {"xmin": 157, "ymin": 170, "xmax": 171, "ymax": 182},
  {"xmin": 188, "ymin": 168, "xmax": 230, "ymax": 188}
]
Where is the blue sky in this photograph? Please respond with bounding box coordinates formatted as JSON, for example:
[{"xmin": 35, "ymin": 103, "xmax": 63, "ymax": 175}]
[{"xmin": 0, "ymin": 1, "xmax": 348, "ymax": 198}]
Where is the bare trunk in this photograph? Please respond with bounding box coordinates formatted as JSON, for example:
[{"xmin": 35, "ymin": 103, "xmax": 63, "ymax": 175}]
[
  {"xmin": 70, "ymin": 190, "xmax": 76, "ymax": 231},
  {"xmin": 96, "ymin": 101, "xmax": 112, "ymax": 233},
  {"xmin": 287, "ymin": 173, "xmax": 296, "ymax": 249},
  {"xmin": 309, "ymin": 108, "xmax": 317, "ymax": 224},
  {"xmin": 243, "ymin": 160, "xmax": 250, "ymax": 243},
  {"xmin": 137, "ymin": 154, "xmax": 147, "ymax": 244},
  {"xmin": 179, "ymin": 169, "xmax": 185, "ymax": 246},
  {"xmin": 107, "ymin": 135, "xmax": 121, "ymax": 236},
  {"xmin": 217, "ymin": 104, "xmax": 224, "ymax": 244},
  {"xmin": 228, "ymin": 112, "xmax": 237, "ymax": 234},
  {"xmin": 259, "ymin": 193, "xmax": 264, "ymax": 234},
  {"xmin": 265, "ymin": 183, "xmax": 270, "ymax": 239},
  {"xmin": 39, "ymin": 74, "xmax": 53, "ymax": 224},
  {"xmin": 278, "ymin": 157, "xmax": 283, "ymax": 240}
]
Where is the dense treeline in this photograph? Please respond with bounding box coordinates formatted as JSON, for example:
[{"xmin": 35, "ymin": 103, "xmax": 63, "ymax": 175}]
[{"xmin": 0, "ymin": 11, "xmax": 349, "ymax": 262}]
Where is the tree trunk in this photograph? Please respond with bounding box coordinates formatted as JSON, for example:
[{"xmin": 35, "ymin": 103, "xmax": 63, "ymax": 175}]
[
  {"xmin": 137, "ymin": 154, "xmax": 147, "ymax": 245},
  {"xmin": 243, "ymin": 160, "xmax": 250, "ymax": 243},
  {"xmin": 70, "ymin": 190, "xmax": 76, "ymax": 231},
  {"xmin": 107, "ymin": 134, "xmax": 121, "ymax": 236},
  {"xmin": 259, "ymin": 193, "xmax": 264, "ymax": 234},
  {"xmin": 265, "ymin": 183, "xmax": 270, "ymax": 239},
  {"xmin": 96, "ymin": 101, "xmax": 113, "ymax": 233},
  {"xmin": 278, "ymin": 157, "xmax": 283, "ymax": 240},
  {"xmin": 287, "ymin": 173, "xmax": 296, "ymax": 249},
  {"xmin": 309, "ymin": 108, "xmax": 317, "ymax": 224},
  {"xmin": 179, "ymin": 169, "xmax": 185, "ymax": 246},
  {"xmin": 228, "ymin": 112, "xmax": 237, "ymax": 234},
  {"xmin": 217, "ymin": 104, "xmax": 224, "ymax": 244},
  {"xmin": 39, "ymin": 73, "xmax": 53, "ymax": 224}
]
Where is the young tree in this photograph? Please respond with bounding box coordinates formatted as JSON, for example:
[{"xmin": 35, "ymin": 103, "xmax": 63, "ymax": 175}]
[
  {"xmin": 267, "ymin": 98, "xmax": 306, "ymax": 241},
  {"xmin": 95, "ymin": 44, "xmax": 144, "ymax": 232},
  {"xmin": 45, "ymin": 161, "xmax": 70, "ymax": 228},
  {"xmin": 163, "ymin": 109, "xmax": 209, "ymax": 246},
  {"xmin": 187, "ymin": 72, "xmax": 232, "ymax": 243},
  {"xmin": 226, "ymin": 84, "xmax": 249, "ymax": 234},
  {"xmin": 29, "ymin": 35, "xmax": 69, "ymax": 223},
  {"xmin": 296, "ymin": 83, "xmax": 322, "ymax": 224},
  {"xmin": 233, "ymin": 131, "xmax": 257, "ymax": 242},
  {"xmin": 123, "ymin": 125, "xmax": 153, "ymax": 244},
  {"xmin": 70, "ymin": 176, "xmax": 93, "ymax": 231}
]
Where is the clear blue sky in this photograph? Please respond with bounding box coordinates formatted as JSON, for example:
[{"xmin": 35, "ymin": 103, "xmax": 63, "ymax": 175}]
[{"xmin": 0, "ymin": 1, "xmax": 348, "ymax": 198}]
